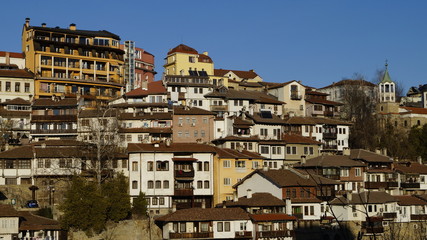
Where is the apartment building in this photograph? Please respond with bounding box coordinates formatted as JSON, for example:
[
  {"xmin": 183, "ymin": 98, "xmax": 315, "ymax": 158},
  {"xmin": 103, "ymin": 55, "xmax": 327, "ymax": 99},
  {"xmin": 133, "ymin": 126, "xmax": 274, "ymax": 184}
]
[
  {"xmin": 0, "ymin": 63, "xmax": 34, "ymax": 103},
  {"xmin": 268, "ymin": 80, "xmax": 307, "ymax": 117},
  {"xmin": 172, "ymin": 106, "xmax": 215, "ymax": 143},
  {"xmin": 22, "ymin": 18, "xmax": 124, "ymax": 107}
]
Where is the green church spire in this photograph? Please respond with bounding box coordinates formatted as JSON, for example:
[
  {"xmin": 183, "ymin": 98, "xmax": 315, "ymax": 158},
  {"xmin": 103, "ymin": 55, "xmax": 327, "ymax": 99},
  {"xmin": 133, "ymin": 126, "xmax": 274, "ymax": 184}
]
[{"xmin": 381, "ymin": 60, "xmax": 393, "ymax": 83}]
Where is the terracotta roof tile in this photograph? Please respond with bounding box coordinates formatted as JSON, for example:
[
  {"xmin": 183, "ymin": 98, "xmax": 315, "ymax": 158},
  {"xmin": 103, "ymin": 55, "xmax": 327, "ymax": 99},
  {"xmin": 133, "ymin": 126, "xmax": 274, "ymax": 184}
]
[
  {"xmin": 125, "ymin": 81, "xmax": 167, "ymax": 97},
  {"xmin": 111, "ymin": 102, "xmax": 168, "ymax": 108},
  {"xmin": 319, "ymin": 79, "xmax": 376, "ymax": 89},
  {"xmin": 118, "ymin": 112, "xmax": 172, "ymax": 120},
  {"xmin": 156, "ymin": 208, "xmax": 250, "ymax": 222},
  {"xmin": 284, "ymin": 117, "xmax": 316, "ymax": 125},
  {"xmin": 29, "ymin": 25, "xmax": 120, "ymax": 40},
  {"xmin": 215, "ymin": 148, "xmax": 264, "ymax": 159},
  {"xmin": 250, "ymin": 213, "xmax": 297, "ymax": 221},
  {"xmin": 331, "ymin": 191, "xmax": 396, "ymax": 205},
  {"xmin": 214, "ymin": 69, "xmax": 259, "ymax": 79},
  {"xmin": 400, "ymin": 106, "xmax": 427, "ymax": 115},
  {"xmin": 119, "ymin": 127, "xmax": 172, "ymax": 134},
  {"xmin": 245, "ymin": 112, "xmax": 284, "ymax": 125},
  {"xmin": 394, "ymin": 195, "xmax": 427, "ymax": 206},
  {"xmin": 0, "ymin": 146, "xmax": 34, "ymax": 159},
  {"xmin": 173, "ymin": 106, "xmax": 215, "ymax": 115},
  {"xmin": 167, "ymin": 44, "xmax": 198, "ymax": 55},
  {"xmin": 282, "ymin": 134, "xmax": 321, "ymax": 145},
  {"xmin": 19, "ymin": 211, "xmax": 61, "ymax": 231},
  {"xmin": 350, "ymin": 149, "xmax": 392, "ymax": 163},
  {"xmin": 394, "ymin": 161, "xmax": 427, "ymax": 174},
  {"xmin": 0, "ymin": 51, "xmax": 24, "ymax": 58},
  {"xmin": 128, "ymin": 143, "xmax": 216, "ymax": 153},
  {"xmin": 0, "ymin": 204, "xmax": 20, "ymax": 217},
  {"xmin": 0, "ymin": 98, "xmax": 31, "ymax": 106},
  {"xmin": 221, "ymin": 193, "xmax": 285, "ymax": 207},
  {"xmin": 32, "ymin": 98, "xmax": 77, "ymax": 107},
  {"xmin": 306, "ymin": 98, "xmax": 343, "ymax": 106},
  {"xmin": 297, "ymin": 155, "xmax": 366, "ymax": 168},
  {"xmin": 0, "ymin": 68, "xmax": 33, "ymax": 78}
]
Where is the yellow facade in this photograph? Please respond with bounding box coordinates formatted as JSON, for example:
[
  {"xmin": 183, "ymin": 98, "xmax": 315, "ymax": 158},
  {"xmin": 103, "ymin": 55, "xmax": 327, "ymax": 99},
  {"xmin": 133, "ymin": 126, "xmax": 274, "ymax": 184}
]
[
  {"xmin": 213, "ymin": 154, "xmax": 263, "ymax": 205},
  {"xmin": 22, "ymin": 19, "xmax": 124, "ymax": 107},
  {"xmin": 163, "ymin": 44, "xmax": 228, "ymax": 87}
]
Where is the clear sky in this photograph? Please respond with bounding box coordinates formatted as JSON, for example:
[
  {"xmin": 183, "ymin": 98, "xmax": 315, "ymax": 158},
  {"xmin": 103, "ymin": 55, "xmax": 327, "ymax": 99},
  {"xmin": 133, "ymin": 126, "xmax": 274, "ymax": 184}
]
[{"xmin": 1, "ymin": 0, "xmax": 426, "ymax": 92}]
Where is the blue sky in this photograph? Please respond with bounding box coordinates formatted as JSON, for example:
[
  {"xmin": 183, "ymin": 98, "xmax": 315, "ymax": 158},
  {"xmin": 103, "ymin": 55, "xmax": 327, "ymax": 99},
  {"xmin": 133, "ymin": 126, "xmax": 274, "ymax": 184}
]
[{"xmin": 1, "ymin": 0, "xmax": 426, "ymax": 92}]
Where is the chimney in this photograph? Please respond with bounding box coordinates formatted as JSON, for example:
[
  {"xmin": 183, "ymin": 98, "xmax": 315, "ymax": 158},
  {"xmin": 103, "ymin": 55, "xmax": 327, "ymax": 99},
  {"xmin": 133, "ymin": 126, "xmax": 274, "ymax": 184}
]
[
  {"xmin": 247, "ymin": 189, "xmax": 252, "ymax": 199},
  {"xmin": 222, "ymin": 200, "xmax": 226, "ymax": 208},
  {"xmin": 41, "ymin": 23, "xmax": 46, "ymax": 27},
  {"xmin": 301, "ymin": 155, "xmax": 306, "ymax": 165},
  {"xmin": 382, "ymin": 148, "xmax": 387, "ymax": 156},
  {"xmin": 249, "ymin": 69, "xmax": 254, "ymax": 72},
  {"xmin": 263, "ymin": 165, "xmax": 269, "ymax": 171},
  {"xmin": 233, "ymin": 191, "xmax": 238, "ymax": 202},
  {"xmin": 375, "ymin": 149, "xmax": 381, "ymax": 154},
  {"xmin": 202, "ymin": 51, "xmax": 208, "ymax": 56},
  {"xmin": 285, "ymin": 198, "xmax": 292, "ymax": 215},
  {"xmin": 201, "ymin": 199, "xmax": 206, "ymax": 209},
  {"xmin": 172, "ymin": 202, "xmax": 176, "ymax": 212},
  {"xmin": 342, "ymin": 147, "xmax": 350, "ymax": 156},
  {"xmin": 69, "ymin": 23, "xmax": 76, "ymax": 31},
  {"xmin": 418, "ymin": 156, "xmax": 423, "ymax": 164},
  {"xmin": 25, "ymin": 18, "xmax": 30, "ymax": 27},
  {"xmin": 5, "ymin": 52, "xmax": 10, "ymax": 65},
  {"xmin": 346, "ymin": 193, "xmax": 352, "ymax": 202}
]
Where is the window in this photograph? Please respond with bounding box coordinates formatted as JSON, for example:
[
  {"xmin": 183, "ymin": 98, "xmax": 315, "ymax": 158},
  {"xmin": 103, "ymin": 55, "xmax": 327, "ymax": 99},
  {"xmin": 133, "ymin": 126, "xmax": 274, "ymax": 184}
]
[
  {"xmin": 156, "ymin": 161, "xmax": 169, "ymax": 171},
  {"xmin": 355, "ymin": 168, "xmax": 361, "ymax": 177},
  {"xmin": 304, "ymin": 147, "xmax": 314, "ymax": 155},
  {"xmin": 122, "ymin": 159, "xmax": 128, "ymax": 169},
  {"xmin": 197, "ymin": 162, "xmax": 203, "ymax": 171},
  {"xmin": 260, "ymin": 146, "xmax": 269, "ymax": 154},
  {"xmin": 5, "ymin": 178, "xmax": 17, "ymax": 185},
  {"xmin": 204, "ymin": 180, "xmax": 210, "ymax": 189},
  {"xmin": 340, "ymin": 169, "xmax": 349, "ymax": 177},
  {"xmin": 286, "ymin": 146, "xmax": 297, "ymax": 155},
  {"xmin": 197, "ymin": 181, "xmax": 203, "ymax": 189},
  {"xmin": 180, "ymin": 222, "xmax": 186, "ymax": 232},
  {"xmin": 147, "ymin": 161, "xmax": 153, "ymax": 171},
  {"xmin": 185, "ymin": 131, "xmax": 189, "ymax": 138},
  {"xmin": 292, "ymin": 189, "xmax": 296, "ymax": 198},
  {"xmin": 189, "ymin": 56, "xmax": 195, "ymax": 63},
  {"xmin": 5, "ymin": 82, "xmax": 11, "ymax": 92},
  {"xmin": 252, "ymin": 161, "xmax": 259, "ymax": 169},
  {"xmin": 127, "ymin": 135, "xmax": 132, "ymax": 142},
  {"xmin": 223, "ymin": 160, "xmax": 231, "ymax": 168},
  {"xmin": 155, "ymin": 180, "xmax": 161, "ymax": 189},
  {"xmin": 15, "ymin": 82, "xmax": 20, "ymax": 92},
  {"xmin": 152, "ymin": 197, "xmax": 158, "ymax": 205},
  {"xmin": 203, "ymin": 117, "xmax": 208, "ymax": 124},
  {"xmin": 201, "ymin": 130, "xmax": 205, "ymax": 137},
  {"xmin": 132, "ymin": 181, "xmax": 138, "ymax": 189},
  {"xmin": 38, "ymin": 159, "xmax": 43, "ymax": 168},
  {"xmin": 138, "ymin": 135, "xmax": 143, "ymax": 142},
  {"xmin": 224, "ymin": 178, "xmax": 231, "ymax": 186},
  {"xmin": 194, "ymin": 130, "xmax": 198, "ymax": 137},
  {"xmin": 20, "ymin": 160, "xmax": 31, "ymax": 169},
  {"xmin": 132, "ymin": 161, "xmax": 138, "ymax": 171},
  {"xmin": 159, "ymin": 197, "xmax": 165, "ymax": 205},
  {"xmin": 225, "ymin": 222, "xmax": 230, "ymax": 232},
  {"xmin": 240, "ymin": 222, "xmax": 247, "ymax": 231},
  {"xmin": 204, "ymin": 162, "xmax": 209, "ymax": 171},
  {"xmin": 217, "ymin": 222, "xmax": 223, "ymax": 232},
  {"xmin": 147, "ymin": 181, "xmax": 154, "ymax": 189},
  {"xmin": 235, "ymin": 161, "xmax": 246, "ymax": 168},
  {"xmin": 163, "ymin": 180, "xmax": 169, "ymax": 189}
]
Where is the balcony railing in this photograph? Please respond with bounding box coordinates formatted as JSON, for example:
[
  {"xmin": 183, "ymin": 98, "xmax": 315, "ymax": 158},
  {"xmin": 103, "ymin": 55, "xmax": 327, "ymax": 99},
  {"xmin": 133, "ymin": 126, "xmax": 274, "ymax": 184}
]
[
  {"xmin": 30, "ymin": 129, "xmax": 77, "ymax": 134},
  {"xmin": 174, "ymin": 189, "xmax": 193, "ymax": 196},
  {"xmin": 290, "ymin": 93, "xmax": 302, "ymax": 100},
  {"xmin": 174, "ymin": 170, "xmax": 195, "ymax": 178},
  {"xmin": 256, "ymin": 230, "xmax": 294, "ymax": 238},
  {"xmin": 210, "ymin": 105, "xmax": 228, "ymax": 111},
  {"xmin": 169, "ymin": 232, "xmax": 213, "ymax": 239},
  {"xmin": 235, "ymin": 231, "xmax": 252, "ymax": 238},
  {"xmin": 411, "ymin": 214, "xmax": 427, "ymax": 221},
  {"xmin": 365, "ymin": 181, "xmax": 398, "ymax": 189},
  {"xmin": 383, "ymin": 212, "xmax": 397, "ymax": 219},
  {"xmin": 31, "ymin": 115, "xmax": 77, "ymax": 122},
  {"xmin": 401, "ymin": 182, "xmax": 420, "ymax": 189},
  {"xmin": 323, "ymin": 145, "xmax": 337, "ymax": 150},
  {"xmin": 323, "ymin": 132, "xmax": 337, "ymax": 139},
  {"xmin": 293, "ymin": 213, "xmax": 303, "ymax": 220}
]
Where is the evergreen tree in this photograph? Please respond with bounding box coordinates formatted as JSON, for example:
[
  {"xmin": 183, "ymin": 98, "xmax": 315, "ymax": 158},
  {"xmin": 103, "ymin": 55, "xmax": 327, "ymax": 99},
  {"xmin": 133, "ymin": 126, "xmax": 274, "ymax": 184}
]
[
  {"xmin": 60, "ymin": 176, "xmax": 107, "ymax": 234},
  {"xmin": 408, "ymin": 124, "xmax": 427, "ymax": 161},
  {"xmin": 132, "ymin": 191, "xmax": 148, "ymax": 219},
  {"xmin": 102, "ymin": 173, "xmax": 131, "ymax": 222}
]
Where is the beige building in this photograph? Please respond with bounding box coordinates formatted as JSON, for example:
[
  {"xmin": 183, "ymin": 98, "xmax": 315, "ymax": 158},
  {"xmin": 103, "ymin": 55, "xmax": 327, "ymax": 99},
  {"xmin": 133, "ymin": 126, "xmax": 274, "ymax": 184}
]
[
  {"xmin": 0, "ymin": 64, "xmax": 34, "ymax": 102},
  {"xmin": 268, "ymin": 80, "xmax": 307, "ymax": 117},
  {"xmin": 173, "ymin": 106, "xmax": 215, "ymax": 143}
]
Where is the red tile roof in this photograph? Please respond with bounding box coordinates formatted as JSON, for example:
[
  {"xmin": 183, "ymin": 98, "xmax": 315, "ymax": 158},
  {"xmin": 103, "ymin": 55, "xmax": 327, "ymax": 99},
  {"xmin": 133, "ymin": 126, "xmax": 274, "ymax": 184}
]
[
  {"xmin": 156, "ymin": 208, "xmax": 250, "ymax": 222},
  {"xmin": 350, "ymin": 149, "xmax": 392, "ymax": 163},
  {"xmin": 306, "ymin": 98, "xmax": 343, "ymax": 106},
  {"xmin": 250, "ymin": 213, "xmax": 297, "ymax": 221},
  {"xmin": 32, "ymin": 98, "xmax": 77, "ymax": 107},
  {"xmin": 319, "ymin": 79, "xmax": 376, "ymax": 89},
  {"xmin": 167, "ymin": 44, "xmax": 198, "ymax": 55},
  {"xmin": 214, "ymin": 69, "xmax": 260, "ymax": 79},
  {"xmin": 394, "ymin": 161, "xmax": 427, "ymax": 174},
  {"xmin": 0, "ymin": 51, "xmax": 24, "ymax": 58},
  {"xmin": 221, "ymin": 193, "xmax": 285, "ymax": 207},
  {"xmin": 118, "ymin": 127, "xmax": 172, "ymax": 134},
  {"xmin": 400, "ymin": 106, "xmax": 427, "ymax": 115},
  {"xmin": 282, "ymin": 134, "xmax": 321, "ymax": 145},
  {"xmin": 215, "ymin": 148, "xmax": 264, "ymax": 159},
  {"xmin": 394, "ymin": 195, "xmax": 427, "ymax": 206},
  {"xmin": 0, "ymin": 204, "xmax": 20, "ymax": 217},
  {"xmin": 0, "ymin": 68, "xmax": 33, "ymax": 78},
  {"xmin": 173, "ymin": 106, "xmax": 215, "ymax": 115},
  {"xmin": 125, "ymin": 81, "xmax": 167, "ymax": 97},
  {"xmin": 0, "ymin": 98, "xmax": 31, "ymax": 105},
  {"xmin": 128, "ymin": 143, "xmax": 216, "ymax": 153},
  {"xmin": 19, "ymin": 211, "xmax": 62, "ymax": 231}
]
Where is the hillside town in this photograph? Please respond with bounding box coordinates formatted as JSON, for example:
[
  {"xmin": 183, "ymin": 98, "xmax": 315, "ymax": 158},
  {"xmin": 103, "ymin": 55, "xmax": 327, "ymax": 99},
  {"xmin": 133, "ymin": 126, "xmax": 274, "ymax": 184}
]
[{"xmin": 2, "ymin": 18, "xmax": 427, "ymax": 240}]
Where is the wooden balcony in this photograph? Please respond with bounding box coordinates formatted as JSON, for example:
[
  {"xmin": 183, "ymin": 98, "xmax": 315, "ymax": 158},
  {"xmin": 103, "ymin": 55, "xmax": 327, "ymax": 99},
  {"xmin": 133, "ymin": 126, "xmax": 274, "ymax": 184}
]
[
  {"xmin": 31, "ymin": 115, "xmax": 77, "ymax": 122},
  {"xmin": 290, "ymin": 93, "xmax": 302, "ymax": 100},
  {"xmin": 293, "ymin": 213, "xmax": 303, "ymax": 220},
  {"xmin": 365, "ymin": 181, "xmax": 398, "ymax": 189},
  {"xmin": 174, "ymin": 170, "xmax": 195, "ymax": 178},
  {"xmin": 411, "ymin": 214, "xmax": 427, "ymax": 221},
  {"xmin": 256, "ymin": 230, "xmax": 294, "ymax": 238},
  {"xmin": 322, "ymin": 145, "xmax": 337, "ymax": 150},
  {"xmin": 30, "ymin": 129, "xmax": 77, "ymax": 134},
  {"xmin": 383, "ymin": 212, "xmax": 397, "ymax": 220},
  {"xmin": 235, "ymin": 231, "xmax": 252, "ymax": 238},
  {"xmin": 210, "ymin": 105, "xmax": 228, "ymax": 111},
  {"xmin": 401, "ymin": 182, "xmax": 420, "ymax": 189},
  {"xmin": 169, "ymin": 232, "xmax": 213, "ymax": 239},
  {"xmin": 323, "ymin": 132, "xmax": 337, "ymax": 139},
  {"xmin": 174, "ymin": 189, "xmax": 194, "ymax": 196}
]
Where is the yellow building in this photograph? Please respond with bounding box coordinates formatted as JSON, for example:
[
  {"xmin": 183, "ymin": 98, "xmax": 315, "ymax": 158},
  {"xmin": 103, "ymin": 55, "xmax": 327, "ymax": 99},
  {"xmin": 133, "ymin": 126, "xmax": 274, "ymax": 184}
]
[
  {"xmin": 213, "ymin": 148, "xmax": 264, "ymax": 205},
  {"xmin": 21, "ymin": 18, "xmax": 124, "ymax": 107}
]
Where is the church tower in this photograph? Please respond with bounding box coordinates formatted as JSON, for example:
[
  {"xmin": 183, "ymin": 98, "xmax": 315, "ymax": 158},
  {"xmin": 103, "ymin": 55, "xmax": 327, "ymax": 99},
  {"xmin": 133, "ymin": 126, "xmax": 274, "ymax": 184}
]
[{"xmin": 379, "ymin": 61, "xmax": 396, "ymax": 103}]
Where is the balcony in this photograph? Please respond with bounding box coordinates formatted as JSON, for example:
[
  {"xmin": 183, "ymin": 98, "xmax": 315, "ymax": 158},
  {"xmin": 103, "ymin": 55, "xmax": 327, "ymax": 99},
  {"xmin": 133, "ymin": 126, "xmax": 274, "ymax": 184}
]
[
  {"xmin": 363, "ymin": 227, "xmax": 384, "ymax": 234},
  {"xmin": 322, "ymin": 145, "xmax": 337, "ymax": 150},
  {"xmin": 365, "ymin": 181, "xmax": 398, "ymax": 189},
  {"xmin": 411, "ymin": 214, "xmax": 427, "ymax": 221},
  {"xmin": 210, "ymin": 105, "xmax": 228, "ymax": 112},
  {"xmin": 256, "ymin": 230, "xmax": 294, "ymax": 238},
  {"xmin": 324, "ymin": 110, "xmax": 335, "ymax": 118},
  {"xmin": 235, "ymin": 231, "xmax": 252, "ymax": 238},
  {"xmin": 31, "ymin": 115, "xmax": 77, "ymax": 122},
  {"xmin": 323, "ymin": 132, "xmax": 337, "ymax": 139},
  {"xmin": 169, "ymin": 232, "xmax": 213, "ymax": 239},
  {"xmin": 401, "ymin": 182, "xmax": 420, "ymax": 189},
  {"xmin": 174, "ymin": 189, "xmax": 193, "ymax": 196},
  {"xmin": 174, "ymin": 169, "xmax": 195, "ymax": 178},
  {"xmin": 383, "ymin": 212, "xmax": 397, "ymax": 220},
  {"xmin": 290, "ymin": 93, "xmax": 302, "ymax": 100},
  {"xmin": 293, "ymin": 213, "xmax": 303, "ymax": 220},
  {"xmin": 30, "ymin": 129, "xmax": 77, "ymax": 134}
]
